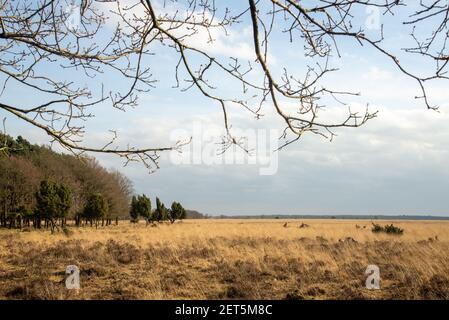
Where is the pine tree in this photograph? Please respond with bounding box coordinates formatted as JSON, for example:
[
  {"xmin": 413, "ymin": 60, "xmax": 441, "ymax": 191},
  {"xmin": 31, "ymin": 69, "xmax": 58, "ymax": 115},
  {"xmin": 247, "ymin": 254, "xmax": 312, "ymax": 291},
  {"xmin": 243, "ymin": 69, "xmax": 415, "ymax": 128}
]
[
  {"xmin": 130, "ymin": 195, "xmax": 139, "ymax": 222},
  {"xmin": 35, "ymin": 180, "xmax": 72, "ymax": 232},
  {"xmin": 154, "ymin": 197, "xmax": 167, "ymax": 222},
  {"xmin": 168, "ymin": 201, "xmax": 186, "ymax": 223},
  {"xmin": 138, "ymin": 194, "xmax": 152, "ymax": 224},
  {"xmin": 83, "ymin": 193, "xmax": 108, "ymax": 228}
]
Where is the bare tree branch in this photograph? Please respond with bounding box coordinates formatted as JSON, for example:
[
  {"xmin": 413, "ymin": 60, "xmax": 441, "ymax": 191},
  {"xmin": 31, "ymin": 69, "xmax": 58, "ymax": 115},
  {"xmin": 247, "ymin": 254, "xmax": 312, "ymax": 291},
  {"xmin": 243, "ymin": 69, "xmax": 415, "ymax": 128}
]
[{"xmin": 0, "ymin": 0, "xmax": 447, "ymax": 170}]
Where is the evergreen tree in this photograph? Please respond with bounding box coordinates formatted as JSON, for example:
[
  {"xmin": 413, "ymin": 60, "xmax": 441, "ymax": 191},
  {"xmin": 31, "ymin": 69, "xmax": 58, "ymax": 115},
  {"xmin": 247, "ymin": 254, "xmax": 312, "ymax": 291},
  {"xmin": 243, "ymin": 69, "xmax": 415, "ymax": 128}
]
[
  {"xmin": 35, "ymin": 180, "xmax": 72, "ymax": 232},
  {"xmin": 130, "ymin": 194, "xmax": 152, "ymax": 224},
  {"xmin": 56, "ymin": 184, "xmax": 72, "ymax": 224},
  {"xmin": 168, "ymin": 201, "xmax": 186, "ymax": 223},
  {"xmin": 83, "ymin": 193, "xmax": 108, "ymax": 227},
  {"xmin": 138, "ymin": 194, "xmax": 152, "ymax": 224},
  {"xmin": 130, "ymin": 195, "xmax": 139, "ymax": 222},
  {"xmin": 154, "ymin": 197, "xmax": 167, "ymax": 222}
]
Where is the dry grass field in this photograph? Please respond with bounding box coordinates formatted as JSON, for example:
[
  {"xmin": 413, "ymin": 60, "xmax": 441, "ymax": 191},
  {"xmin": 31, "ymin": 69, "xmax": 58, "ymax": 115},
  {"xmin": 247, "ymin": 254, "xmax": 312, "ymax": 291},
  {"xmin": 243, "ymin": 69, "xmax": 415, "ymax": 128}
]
[{"xmin": 0, "ymin": 219, "xmax": 448, "ymax": 300}]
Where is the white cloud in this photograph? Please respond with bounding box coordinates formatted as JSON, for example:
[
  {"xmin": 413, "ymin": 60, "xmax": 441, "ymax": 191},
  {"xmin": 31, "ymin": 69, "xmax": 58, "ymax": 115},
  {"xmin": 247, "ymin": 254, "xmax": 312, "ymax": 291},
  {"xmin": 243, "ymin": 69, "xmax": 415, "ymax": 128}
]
[
  {"xmin": 362, "ymin": 66, "xmax": 393, "ymax": 80},
  {"xmin": 95, "ymin": 0, "xmax": 258, "ymax": 61}
]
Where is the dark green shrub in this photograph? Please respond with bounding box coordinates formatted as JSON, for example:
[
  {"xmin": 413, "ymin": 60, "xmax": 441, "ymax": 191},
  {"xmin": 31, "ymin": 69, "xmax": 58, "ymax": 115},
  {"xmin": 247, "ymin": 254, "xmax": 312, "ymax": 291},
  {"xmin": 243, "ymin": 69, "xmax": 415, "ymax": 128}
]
[
  {"xmin": 371, "ymin": 223, "xmax": 404, "ymax": 235},
  {"xmin": 383, "ymin": 224, "xmax": 404, "ymax": 235},
  {"xmin": 371, "ymin": 223, "xmax": 383, "ymax": 233}
]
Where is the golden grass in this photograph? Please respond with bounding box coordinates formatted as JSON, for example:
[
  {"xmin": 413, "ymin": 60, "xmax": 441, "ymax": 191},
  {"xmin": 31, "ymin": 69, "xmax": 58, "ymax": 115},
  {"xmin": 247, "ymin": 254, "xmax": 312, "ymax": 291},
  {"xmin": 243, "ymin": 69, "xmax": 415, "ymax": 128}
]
[{"xmin": 0, "ymin": 219, "xmax": 448, "ymax": 300}]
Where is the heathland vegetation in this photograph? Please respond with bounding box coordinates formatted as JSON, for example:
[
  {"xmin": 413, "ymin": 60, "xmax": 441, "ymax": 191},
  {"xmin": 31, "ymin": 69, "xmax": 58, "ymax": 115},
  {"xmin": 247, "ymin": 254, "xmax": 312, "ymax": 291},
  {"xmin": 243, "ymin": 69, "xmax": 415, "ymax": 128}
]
[{"xmin": 0, "ymin": 220, "xmax": 448, "ymax": 299}]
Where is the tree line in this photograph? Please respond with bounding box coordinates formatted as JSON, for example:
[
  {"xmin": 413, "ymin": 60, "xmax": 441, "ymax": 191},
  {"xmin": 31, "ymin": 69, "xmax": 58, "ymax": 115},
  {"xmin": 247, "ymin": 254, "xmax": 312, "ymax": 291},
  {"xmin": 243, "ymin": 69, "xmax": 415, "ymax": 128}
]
[{"xmin": 0, "ymin": 134, "xmax": 186, "ymax": 232}]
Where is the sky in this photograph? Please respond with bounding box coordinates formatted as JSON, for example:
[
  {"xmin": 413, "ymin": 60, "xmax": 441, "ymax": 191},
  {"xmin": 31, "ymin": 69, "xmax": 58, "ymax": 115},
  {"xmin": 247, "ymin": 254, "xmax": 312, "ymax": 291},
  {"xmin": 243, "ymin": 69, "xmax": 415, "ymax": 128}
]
[{"xmin": 1, "ymin": 0, "xmax": 449, "ymax": 216}]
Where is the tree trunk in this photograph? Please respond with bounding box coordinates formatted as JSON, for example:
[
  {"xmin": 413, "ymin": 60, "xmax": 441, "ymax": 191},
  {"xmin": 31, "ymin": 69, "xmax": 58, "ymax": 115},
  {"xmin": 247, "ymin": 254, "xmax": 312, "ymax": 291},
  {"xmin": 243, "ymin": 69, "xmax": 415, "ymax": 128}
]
[
  {"xmin": 50, "ymin": 219, "xmax": 57, "ymax": 234},
  {"xmin": 2, "ymin": 201, "xmax": 7, "ymax": 227}
]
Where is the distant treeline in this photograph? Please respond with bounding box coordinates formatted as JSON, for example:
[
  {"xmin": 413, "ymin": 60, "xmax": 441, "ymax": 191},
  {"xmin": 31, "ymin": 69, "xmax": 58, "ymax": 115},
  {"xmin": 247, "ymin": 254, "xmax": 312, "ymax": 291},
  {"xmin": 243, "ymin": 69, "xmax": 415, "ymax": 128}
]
[
  {"xmin": 0, "ymin": 134, "xmax": 133, "ymax": 230},
  {"xmin": 0, "ymin": 134, "xmax": 201, "ymax": 231},
  {"xmin": 212, "ymin": 214, "xmax": 449, "ymax": 220},
  {"xmin": 185, "ymin": 210, "xmax": 209, "ymax": 219}
]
